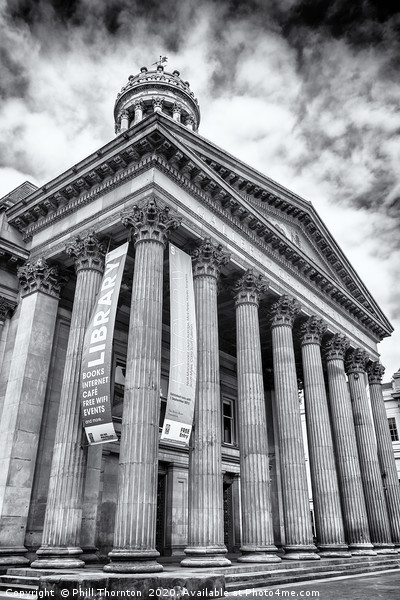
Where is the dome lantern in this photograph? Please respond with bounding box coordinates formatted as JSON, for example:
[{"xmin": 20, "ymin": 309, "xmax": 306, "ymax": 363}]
[{"xmin": 114, "ymin": 65, "xmax": 200, "ymax": 134}]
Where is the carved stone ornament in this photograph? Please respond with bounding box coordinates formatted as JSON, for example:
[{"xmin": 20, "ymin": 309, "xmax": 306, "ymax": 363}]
[
  {"xmin": 299, "ymin": 316, "xmax": 327, "ymax": 346},
  {"xmin": 324, "ymin": 333, "xmax": 350, "ymax": 361},
  {"xmin": 185, "ymin": 115, "xmax": 195, "ymax": 126},
  {"xmin": 121, "ymin": 197, "xmax": 181, "ymax": 245},
  {"xmin": 344, "ymin": 348, "xmax": 370, "ymax": 375},
  {"xmin": 0, "ymin": 296, "xmax": 17, "ymax": 322},
  {"xmin": 191, "ymin": 237, "xmax": 230, "ymax": 279},
  {"xmin": 17, "ymin": 257, "xmax": 66, "ymax": 298},
  {"xmin": 120, "ymin": 109, "xmax": 129, "ymax": 119},
  {"xmin": 367, "ymin": 361, "xmax": 385, "ymax": 384},
  {"xmin": 233, "ymin": 269, "xmax": 268, "ymax": 307},
  {"xmin": 270, "ymin": 294, "xmax": 300, "ymax": 328},
  {"xmin": 152, "ymin": 97, "xmax": 164, "ymax": 110},
  {"xmin": 172, "ymin": 102, "xmax": 182, "ymax": 114},
  {"xmin": 134, "ymin": 99, "xmax": 144, "ymax": 111},
  {"xmin": 65, "ymin": 230, "xmax": 106, "ymax": 273}
]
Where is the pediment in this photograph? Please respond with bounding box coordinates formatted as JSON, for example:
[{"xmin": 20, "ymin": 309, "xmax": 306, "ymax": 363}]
[{"xmin": 5, "ymin": 113, "xmax": 392, "ymax": 339}]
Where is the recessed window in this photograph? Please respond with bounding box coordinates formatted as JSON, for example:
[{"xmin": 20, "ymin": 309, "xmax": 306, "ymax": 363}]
[
  {"xmin": 388, "ymin": 417, "xmax": 399, "ymax": 442},
  {"xmin": 222, "ymin": 398, "xmax": 235, "ymax": 445}
]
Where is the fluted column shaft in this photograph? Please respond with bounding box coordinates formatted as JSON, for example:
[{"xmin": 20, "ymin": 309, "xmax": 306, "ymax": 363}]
[
  {"xmin": 181, "ymin": 238, "xmax": 231, "ymax": 567},
  {"xmin": 270, "ymin": 296, "xmax": 319, "ymax": 560},
  {"xmin": 105, "ymin": 197, "xmax": 180, "ymax": 573},
  {"xmin": 300, "ymin": 319, "xmax": 349, "ymax": 557},
  {"xmin": 234, "ymin": 271, "xmax": 280, "ymax": 564},
  {"xmin": 368, "ymin": 362, "xmax": 400, "ymax": 546},
  {"xmin": 324, "ymin": 336, "xmax": 374, "ymax": 554},
  {"xmin": 33, "ymin": 232, "xmax": 105, "ymax": 569},
  {"xmin": 346, "ymin": 350, "xmax": 395, "ymax": 553}
]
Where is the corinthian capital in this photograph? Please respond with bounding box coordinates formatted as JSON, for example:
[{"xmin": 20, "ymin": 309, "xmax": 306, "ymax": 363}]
[
  {"xmin": 299, "ymin": 316, "xmax": 327, "ymax": 346},
  {"xmin": 0, "ymin": 296, "xmax": 17, "ymax": 322},
  {"xmin": 18, "ymin": 258, "xmax": 66, "ymax": 298},
  {"xmin": 191, "ymin": 237, "xmax": 230, "ymax": 278},
  {"xmin": 345, "ymin": 348, "xmax": 370, "ymax": 375},
  {"xmin": 367, "ymin": 361, "xmax": 385, "ymax": 384},
  {"xmin": 270, "ymin": 294, "xmax": 300, "ymax": 328},
  {"xmin": 324, "ymin": 333, "xmax": 350, "ymax": 361},
  {"xmin": 121, "ymin": 197, "xmax": 181, "ymax": 245},
  {"xmin": 233, "ymin": 269, "xmax": 268, "ymax": 307},
  {"xmin": 65, "ymin": 230, "xmax": 106, "ymax": 273}
]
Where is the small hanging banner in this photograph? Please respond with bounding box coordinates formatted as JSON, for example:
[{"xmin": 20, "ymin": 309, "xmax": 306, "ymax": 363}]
[
  {"xmin": 161, "ymin": 244, "xmax": 197, "ymax": 445},
  {"xmin": 81, "ymin": 242, "xmax": 129, "ymax": 445}
]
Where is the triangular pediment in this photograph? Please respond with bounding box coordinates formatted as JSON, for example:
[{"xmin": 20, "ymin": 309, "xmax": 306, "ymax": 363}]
[{"xmin": 5, "ymin": 113, "xmax": 392, "ymax": 339}]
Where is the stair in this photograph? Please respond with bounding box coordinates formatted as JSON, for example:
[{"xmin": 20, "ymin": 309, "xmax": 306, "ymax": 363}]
[
  {"xmin": 223, "ymin": 555, "xmax": 400, "ymax": 591},
  {"xmin": 0, "ymin": 575, "xmax": 39, "ymax": 599}
]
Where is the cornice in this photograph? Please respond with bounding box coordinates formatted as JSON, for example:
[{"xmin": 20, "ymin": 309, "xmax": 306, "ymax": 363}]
[{"xmin": 5, "ymin": 118, "xmax": 392, "ymax": 340}]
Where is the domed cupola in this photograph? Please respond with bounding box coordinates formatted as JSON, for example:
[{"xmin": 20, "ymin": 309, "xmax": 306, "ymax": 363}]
[{"xmin": 114, "ymin": 64, "xmax": 200, "ymax": 135}]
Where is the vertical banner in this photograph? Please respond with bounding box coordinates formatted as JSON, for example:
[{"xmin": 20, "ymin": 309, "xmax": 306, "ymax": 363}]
[
  {"xmin": 81, "ymin": 242, "xmax": 129, "ymax": 445},
  {"xmin": 161, "ymin": 244, "xmax": 197, "ymax": 445}
]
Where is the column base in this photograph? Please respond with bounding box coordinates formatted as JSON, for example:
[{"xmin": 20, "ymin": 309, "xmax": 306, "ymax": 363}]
[
  {"xmin": 31, "ymin": 546, "xmax": 85, "ymax": 569},
  {"xmin": 238, "ymin": 545, "xmax": 281, "ymax": 563},
  {"xmin": 349, "ymin": 543, "xmax": 377, "ymax": 556},
  {"xmin": 104, "ymin": 549, "xmax": 163, "ymax": 573},
  {"xmin": 318, "ymin": 544, "xmax": 352, "ymax": 558},
  {"xmin": 0, "ymin": 547, "xmax": 30, "ymax": 569},
  {"xmin": 373, "ymin": 543, "xmax": 398, "ymax": 555},
  {"xmin": 181, "ymin": 546, "xmax": 231, "ymax": 568},
  {"xmin": 283, "ymin": 545, "xmax": 320, "ymax": 560},
  {"xmin": 81, "ymin": 546, "xmax": 100, "ymax": 564}
]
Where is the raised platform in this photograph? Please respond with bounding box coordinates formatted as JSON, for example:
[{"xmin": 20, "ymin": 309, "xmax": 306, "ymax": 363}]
[{"xmin": 1, "ymin": 554, "xmax": 399, "ymax": 599}]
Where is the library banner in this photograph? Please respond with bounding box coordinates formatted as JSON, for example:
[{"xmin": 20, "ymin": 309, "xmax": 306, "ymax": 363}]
[
  {"xmin": 80, "ymin": 242, "xmax": 129, "ymax": 445},
  {"xmin": 161, "ymin": 244, "xmax": 197, "ymax": 445}
]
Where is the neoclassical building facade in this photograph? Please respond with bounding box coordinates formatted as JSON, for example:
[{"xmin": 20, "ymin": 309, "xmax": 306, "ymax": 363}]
[{"xmin": 0, "ymin": 65, "xmax": 399, "ymax": 574}]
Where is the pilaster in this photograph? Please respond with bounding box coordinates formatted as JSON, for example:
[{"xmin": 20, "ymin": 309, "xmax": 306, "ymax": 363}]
[
  {"xmin": 181, "ymin": 237, "xmax": 231, "ymax": 568},
  {"xmin": 367, "ymin": 361, "xmax": 400, "ymax": 548},
  {"xmin": 0, "ymin": 258, "xmax": 64, "ymax": 568},
  {"xmin": 105, "ymin": 198, "xmax": 180, "ymax": 573},
  {"xmin": 300, "ymin": 318, "xmax": 349, "ymax": 557},
  {"xmin": 32, "ymin": 231, "xmax": 106, "ymax": 569},
  {"xmin": 270, "ymin": 296, "xmax": 319, "ymax": 560},
  {"xmin": 345, "ymin": 349, "xmax": 395, "ymax": 553}
]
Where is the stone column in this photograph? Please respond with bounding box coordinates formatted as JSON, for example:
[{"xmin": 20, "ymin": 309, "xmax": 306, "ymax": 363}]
[
  {"xmin": 134, "ymin": 99, "xmax": 144, "ymax": 123},
  {"xmin": 300, "ymin": 318, "xmax": 350, "ymax": 557},
  {"xmin": 0, "ymin": 259, "xmax": 64, "ymax": 568},
  {"xmin": 233, "ymin": 270, "xmax": 280, "ymax": 564},
  {"xmin": 172, "ymin": 102, "xmax": 182, "ymax": 123},
  {"xmin": 324, "ymin": 335, "xmax": 375, "ymax": 555},
  {"xmin": 0, "ymin": 297, "xmax": 16, "ymax": 376},
  {"xmin": 367, "ymin": 362, "xmax": 400, "ymax": 547},
  {"xmin": 345, "ymin": 349, "xmax": 395, "ymax": 553},
  {"xmin": 32, "ymin": 231, "xmax": 106, "ymax": 569},
  {"xmin": 120, "ymin": 109, "xmax": 129, "ymax": 132},
  {"xmin": 270, "ymin": 295, "xmax": 319, "ymax": 560},
  {"xmin": 105, "ymin": 197, "xmax": 180, "ymax": 573},
  {"xmin": 181, "ymin": 237, "xmax": 231, "ymax": 567}
]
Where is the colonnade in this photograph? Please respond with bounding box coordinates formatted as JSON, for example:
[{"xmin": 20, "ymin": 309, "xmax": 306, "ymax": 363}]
[{"xmin": 0, "ymin": 197, "xmax": 399, "ymax": 571}]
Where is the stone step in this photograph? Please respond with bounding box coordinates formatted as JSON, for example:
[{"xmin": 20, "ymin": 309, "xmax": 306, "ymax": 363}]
[
  {"xmin": 225, "ymin": 560, "xmax": 400, "ymax": 590},
  {"xmin": 0, "ymin": 575, "xmax": 39, "ymax": 599}
]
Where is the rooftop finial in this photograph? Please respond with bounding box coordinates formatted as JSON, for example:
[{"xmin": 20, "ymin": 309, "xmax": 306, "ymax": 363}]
[{"xmin": 152, "ymin": 55, "xmax": 168, "ymax": 67}]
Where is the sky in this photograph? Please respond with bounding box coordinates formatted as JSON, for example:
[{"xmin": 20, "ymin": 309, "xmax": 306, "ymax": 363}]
[{"xmin": 0, "ymin": 0, "xmax": 399, "ymax": 380}]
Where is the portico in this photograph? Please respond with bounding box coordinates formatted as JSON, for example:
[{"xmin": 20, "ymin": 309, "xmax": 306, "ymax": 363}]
[{"xmin": 0, "ymin": 65, "xmax": 399, "ymax": 576}]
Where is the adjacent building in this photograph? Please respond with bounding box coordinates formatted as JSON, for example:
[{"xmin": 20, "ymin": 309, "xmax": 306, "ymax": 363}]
[{"xmin": 0, "ymin": 65, "xmax": 399, "ymax": 574}]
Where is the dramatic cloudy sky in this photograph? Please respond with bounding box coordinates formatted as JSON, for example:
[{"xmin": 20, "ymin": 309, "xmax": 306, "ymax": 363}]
[{"xmin": 1, "ymin": 0, "xmax": 399, "ymax": 379}]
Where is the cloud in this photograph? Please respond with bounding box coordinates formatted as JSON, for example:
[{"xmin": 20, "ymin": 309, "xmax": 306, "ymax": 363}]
[{"xmin": 0, "ymin": 0, "xmax": 399, "ymax": 374}]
